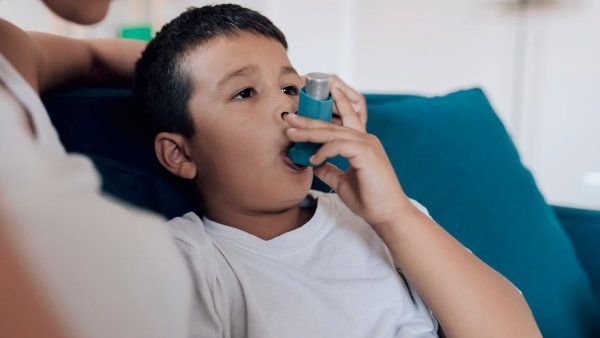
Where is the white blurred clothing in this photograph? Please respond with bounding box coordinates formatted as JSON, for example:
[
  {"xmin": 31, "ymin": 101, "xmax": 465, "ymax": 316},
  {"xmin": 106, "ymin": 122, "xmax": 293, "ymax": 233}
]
[{"xmin": 0, "ymin": 51, "xmax": 193, "ymax": 338}]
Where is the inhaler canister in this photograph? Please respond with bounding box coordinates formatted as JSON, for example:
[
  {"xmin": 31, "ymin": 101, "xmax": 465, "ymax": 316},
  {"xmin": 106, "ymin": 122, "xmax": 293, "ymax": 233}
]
[
  {"xmin": 304, "ymin": 72, "xmax": 331, "ymax": 100},
  {"xmin": 287, "ymin": 72, "xmax": 334, "ymax": 167}
]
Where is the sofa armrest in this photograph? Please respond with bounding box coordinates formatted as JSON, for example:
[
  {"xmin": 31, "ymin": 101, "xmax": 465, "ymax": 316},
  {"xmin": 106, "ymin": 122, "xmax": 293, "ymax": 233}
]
[{"xmin": 553, "ymin": 205, "xmax": 600, "ymax": 300}]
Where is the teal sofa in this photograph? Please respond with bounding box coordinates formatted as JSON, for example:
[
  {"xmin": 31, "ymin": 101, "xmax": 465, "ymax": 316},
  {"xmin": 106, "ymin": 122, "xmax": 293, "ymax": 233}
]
[{"xmin": 43, "ymin": 87, "xmax": 600, "ymax": 337}]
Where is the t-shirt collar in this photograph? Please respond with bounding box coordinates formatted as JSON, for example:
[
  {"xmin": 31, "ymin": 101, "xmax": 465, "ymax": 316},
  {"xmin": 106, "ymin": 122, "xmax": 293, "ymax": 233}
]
[{"xmin": 201, "ymin": 190, "xmax": 334, "ymax": 253}]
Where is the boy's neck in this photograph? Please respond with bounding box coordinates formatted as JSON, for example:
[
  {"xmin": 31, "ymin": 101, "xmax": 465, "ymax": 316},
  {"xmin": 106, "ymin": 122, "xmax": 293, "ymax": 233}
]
[{"xmin": 202, "ymin": 200, "xmax": 317, "ymax": 241}]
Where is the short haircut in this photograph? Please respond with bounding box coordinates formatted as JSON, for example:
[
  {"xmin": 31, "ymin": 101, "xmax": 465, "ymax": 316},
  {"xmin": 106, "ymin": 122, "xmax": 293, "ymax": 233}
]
[{"xmin": 133, "ymin": 4, "xmax": 288, "ymax": 137}]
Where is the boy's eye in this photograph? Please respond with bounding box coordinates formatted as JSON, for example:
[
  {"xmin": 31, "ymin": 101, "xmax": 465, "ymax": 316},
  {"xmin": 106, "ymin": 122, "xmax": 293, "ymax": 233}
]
[
  {"xmin": 232, "ymin": 87, "xmax": 257, "ymax": 100},
  {"xmin": 282, "ymin": 85, "xmax": 299, "ymax": 96}
]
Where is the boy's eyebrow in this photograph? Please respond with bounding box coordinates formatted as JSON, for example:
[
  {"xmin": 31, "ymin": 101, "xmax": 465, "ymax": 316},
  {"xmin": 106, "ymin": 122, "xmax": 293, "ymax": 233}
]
[
  {"xmin": 280, "ymin": 66, "xmax": 299, "ymax": 78},
  {"xmin": 216, "ymin": 65, "xmax": 300, "ymax": 91},
  {"xmin": 216, "ymin": 65, "xmax": 259, "ymax": 90}
]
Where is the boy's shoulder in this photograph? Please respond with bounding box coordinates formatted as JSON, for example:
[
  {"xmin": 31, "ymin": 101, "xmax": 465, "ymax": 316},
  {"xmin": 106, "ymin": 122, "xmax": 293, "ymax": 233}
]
[
  {"xmin": 315, "ymin": 189, "xmax": 431, "ymax": 220},
  {"xmin": 167, "ymin": 212, "xmax": 213, "ymax": 255}
]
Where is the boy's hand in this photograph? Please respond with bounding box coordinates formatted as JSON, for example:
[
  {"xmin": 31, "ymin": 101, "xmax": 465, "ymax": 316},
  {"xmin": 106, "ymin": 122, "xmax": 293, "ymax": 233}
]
[{"xmin": 285, "ymin": 84, "xmax": 415, "ymax": 229}]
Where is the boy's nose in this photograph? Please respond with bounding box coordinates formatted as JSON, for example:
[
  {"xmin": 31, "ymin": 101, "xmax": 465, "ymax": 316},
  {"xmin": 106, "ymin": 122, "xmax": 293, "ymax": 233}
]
[
  {"xmin": 280, "ymin": 111, "xmax": 297, "ymax": 120},
  {"xmin": 274, "ymin": 91, "xmax": 298, "ymax": 124}
]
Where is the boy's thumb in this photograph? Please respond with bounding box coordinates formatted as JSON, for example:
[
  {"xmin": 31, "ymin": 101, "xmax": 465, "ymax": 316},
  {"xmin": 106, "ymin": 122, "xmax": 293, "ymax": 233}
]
[{"xmin": 313, "ymin": 162, "xmax": 343, "ymax": 190}]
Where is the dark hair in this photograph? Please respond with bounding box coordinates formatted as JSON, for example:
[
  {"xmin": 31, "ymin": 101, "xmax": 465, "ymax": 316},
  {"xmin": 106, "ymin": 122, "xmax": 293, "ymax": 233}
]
[{"xmin": 133, "ymin": 4, "xmax": 288, "ymax": 137}]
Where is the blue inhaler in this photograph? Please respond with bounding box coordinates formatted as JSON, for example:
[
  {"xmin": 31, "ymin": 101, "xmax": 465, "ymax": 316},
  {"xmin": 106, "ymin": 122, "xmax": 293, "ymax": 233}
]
[{"xmin": 287, "ymin": 72, "xmax": 334, "ymax": 167}]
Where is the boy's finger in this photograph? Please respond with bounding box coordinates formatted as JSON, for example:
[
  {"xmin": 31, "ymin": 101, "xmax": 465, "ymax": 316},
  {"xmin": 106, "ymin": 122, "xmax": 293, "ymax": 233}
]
[
  {"xmin": 331, "ymin": 75, "xmax": 368, "ymax": 126},
  {"xmin": 332, "ymin": 86, "xmax": 365, "ymax": 132},
  {"xmin": 332, "ymin": 75, "xmax": 363, "ymax": 105},
  {"xmin": 285, "ymin": 113, "xmax": 339, "ymax": 130},
  {"xmin": 313, "ymin": 162, "xmax": 343, "ymax": 191},
  {"xmin": 286, "ymin": 126, "xmax": 362, "ymax": 144},
  {"xmin": 309, "ymin": 139, "xmax": 371, "ymax": 170}
]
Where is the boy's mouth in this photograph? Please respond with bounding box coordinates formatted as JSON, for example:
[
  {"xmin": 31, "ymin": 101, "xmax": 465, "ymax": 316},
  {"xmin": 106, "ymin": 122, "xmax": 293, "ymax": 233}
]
[{"xmin": 281, "ymin": 143, "xmax": 308, "ymax": 171}]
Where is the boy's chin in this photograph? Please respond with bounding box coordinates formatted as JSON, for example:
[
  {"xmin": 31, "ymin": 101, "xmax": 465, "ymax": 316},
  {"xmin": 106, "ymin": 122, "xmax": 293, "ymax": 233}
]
[{"xmin": 277, "ymin": 168, "xmax": 314, "ymax": 199}]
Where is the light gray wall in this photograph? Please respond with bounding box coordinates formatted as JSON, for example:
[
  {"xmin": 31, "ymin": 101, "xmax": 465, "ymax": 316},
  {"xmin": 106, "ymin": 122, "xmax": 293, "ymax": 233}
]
[{"xmin": 1, "ymin": 0, "xmax": 598, "ymax": 209}]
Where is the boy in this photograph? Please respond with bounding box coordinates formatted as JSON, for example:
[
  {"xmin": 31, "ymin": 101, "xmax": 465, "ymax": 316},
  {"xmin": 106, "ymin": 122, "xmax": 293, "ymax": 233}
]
[{"xmin": 134, "ymin": 4, "xmax": 540, "ymax": 338}]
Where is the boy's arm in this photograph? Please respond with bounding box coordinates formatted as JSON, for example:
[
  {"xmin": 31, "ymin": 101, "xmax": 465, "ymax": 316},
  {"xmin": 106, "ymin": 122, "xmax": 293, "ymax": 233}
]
[
  {"xmin": 284, "ymin": 84, "xmax": 541, "ymax": 338},
  {"xmin": 376, "ymin": 205, "xmax": 540, "ymax": 338},
  {"xmin": 0, "ymin": 18, "xmax": 145, "ymax": 94}
]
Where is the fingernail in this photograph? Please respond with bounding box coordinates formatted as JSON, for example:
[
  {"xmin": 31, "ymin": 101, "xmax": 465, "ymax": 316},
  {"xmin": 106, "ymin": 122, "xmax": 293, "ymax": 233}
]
[
  {"xmin": 309, "ymin": 155, "xmax": 317, "ymax": 164},
  {"xmin": 287, "ymin": 127, "xmax": 298, "ymax": 132}
]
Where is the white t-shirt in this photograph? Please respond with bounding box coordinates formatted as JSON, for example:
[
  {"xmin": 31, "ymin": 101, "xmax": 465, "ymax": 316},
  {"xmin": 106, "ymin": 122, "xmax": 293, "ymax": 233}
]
[{"xmin": 169, "ymin": 189, "xmax": 439, "ymax": 338}]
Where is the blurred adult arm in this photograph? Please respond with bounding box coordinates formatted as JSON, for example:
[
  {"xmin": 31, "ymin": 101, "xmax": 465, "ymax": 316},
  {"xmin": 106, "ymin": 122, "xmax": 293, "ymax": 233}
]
[{"xmin": 0, "ymin": 17, "xmax": 145, "ymax": 94}]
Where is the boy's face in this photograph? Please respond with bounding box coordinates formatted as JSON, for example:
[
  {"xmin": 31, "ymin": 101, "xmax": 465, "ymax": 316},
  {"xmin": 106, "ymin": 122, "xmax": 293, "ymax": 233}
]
[{"xmin": 165, "ymin": 32, "xmax": 313, "ymax": 212}]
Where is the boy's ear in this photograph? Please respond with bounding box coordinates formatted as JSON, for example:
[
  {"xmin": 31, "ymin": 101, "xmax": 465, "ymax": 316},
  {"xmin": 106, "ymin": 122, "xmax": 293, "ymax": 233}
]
[{"xmin": 154, "ymin": 132, "xmax": 197, "ymax": 180}]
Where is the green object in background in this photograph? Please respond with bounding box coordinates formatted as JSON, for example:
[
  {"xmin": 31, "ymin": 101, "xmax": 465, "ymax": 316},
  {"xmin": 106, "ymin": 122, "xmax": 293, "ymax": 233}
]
[{"xmin": 119, "ymin": 25, "xmax": 153, "ymax": 42}]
